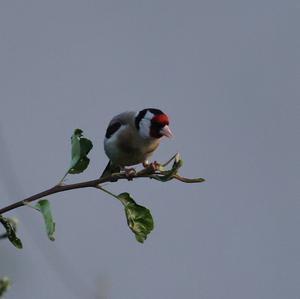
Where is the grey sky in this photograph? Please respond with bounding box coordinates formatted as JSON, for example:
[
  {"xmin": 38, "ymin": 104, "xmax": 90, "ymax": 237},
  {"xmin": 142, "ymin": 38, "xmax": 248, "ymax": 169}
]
[{"xmin": 0, "ymin": 1, "xmax": 299, "ymax": 298}]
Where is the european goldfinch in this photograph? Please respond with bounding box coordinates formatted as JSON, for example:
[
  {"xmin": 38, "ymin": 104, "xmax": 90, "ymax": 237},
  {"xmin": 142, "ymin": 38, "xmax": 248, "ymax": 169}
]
[{"xmin": 101, "ymin": 108, "xmax": 173, "ymax": 178}]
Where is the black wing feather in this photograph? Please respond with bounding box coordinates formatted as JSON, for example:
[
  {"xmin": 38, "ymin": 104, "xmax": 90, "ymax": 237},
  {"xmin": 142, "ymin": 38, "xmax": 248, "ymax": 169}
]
[
  {"xmin": 105, "ymin": 122, "xmax": 122, "ymax": 139},
  {"xmin": 100, "ymin": 160, "xmax": 121, "ymax": 178}
]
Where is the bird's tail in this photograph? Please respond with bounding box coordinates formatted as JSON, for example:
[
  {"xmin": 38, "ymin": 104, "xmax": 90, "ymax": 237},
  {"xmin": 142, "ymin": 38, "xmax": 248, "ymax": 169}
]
[{"xmin": 100, "ymin": 161, "xmax": 121, "ymax": 178}]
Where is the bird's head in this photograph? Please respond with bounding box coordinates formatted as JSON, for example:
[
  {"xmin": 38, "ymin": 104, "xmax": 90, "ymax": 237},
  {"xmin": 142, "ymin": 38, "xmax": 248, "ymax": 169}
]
[{"xmin": 135, "ymin": 108, "xmax": 173, "ymax": 139}]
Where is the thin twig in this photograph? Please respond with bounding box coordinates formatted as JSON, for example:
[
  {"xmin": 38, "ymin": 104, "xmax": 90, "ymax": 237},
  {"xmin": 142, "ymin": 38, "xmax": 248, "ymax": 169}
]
[
  {"xmin": 0, "ymin": 166, "xmax": 204, "ymax": 215},
  {"xmin": 162, "ymin": 153, "xmax": 178, "ymax": 167},
  {"xmin": 95, "ymin": 185, "xmax": 119, "ymax": 200},
  {"xmin": 173, "ymin": 175, "xmax": 205, "ymax": 183}
]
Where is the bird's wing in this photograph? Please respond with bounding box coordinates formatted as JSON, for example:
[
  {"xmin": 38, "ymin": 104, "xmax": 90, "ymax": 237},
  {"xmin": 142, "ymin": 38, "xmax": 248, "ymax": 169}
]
[
  {"xmin": 100, "ymin": 160, "xmax": 121, "ymax": 178},
  {"xmin": 105, "ymin": 121, "xmax": 122, "ymax": 139},
  {"xmin": 105, "ymin": 111, "xmax": 136, "ymax": 139},
  {"xmin": 101, "ymin": 111, "xmax": 137, "ymax": 177}
]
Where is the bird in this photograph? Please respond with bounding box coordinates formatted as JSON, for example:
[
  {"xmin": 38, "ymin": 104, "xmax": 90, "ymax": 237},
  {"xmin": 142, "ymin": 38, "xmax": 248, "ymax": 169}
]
[{"xmin": 101, "ymin": 108, "xmax": 173, "ymax": 178}]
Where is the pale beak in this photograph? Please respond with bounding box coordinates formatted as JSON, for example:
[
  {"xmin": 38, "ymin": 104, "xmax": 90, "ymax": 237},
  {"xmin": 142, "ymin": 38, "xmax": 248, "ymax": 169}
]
[{"xmin": 160, "ymin": 125, "xmax": 173, "ymax": 138}]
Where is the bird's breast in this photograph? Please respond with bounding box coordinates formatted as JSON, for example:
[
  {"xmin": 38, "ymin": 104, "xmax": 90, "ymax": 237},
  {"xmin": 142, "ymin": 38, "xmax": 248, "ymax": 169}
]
[{"xmin": 104, "ymin": 126, "xmax": 160, "ymax": 167}]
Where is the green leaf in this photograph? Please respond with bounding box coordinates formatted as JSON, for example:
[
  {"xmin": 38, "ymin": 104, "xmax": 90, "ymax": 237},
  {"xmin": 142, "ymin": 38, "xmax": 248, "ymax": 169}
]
[
  {"xmin": 0, "ymin": 218, "xmax": 18, "ymax": 240},
  {"xmin": 0, "ymin": 215, "xmax": 22, "ymax": 249},
  {"xmin": 0, "ymin": 277, "xmax": 11, "ymax": 297},
  {"xmin": 34, "ymin": 200, "xmax": 55, "ymax": 241},
  {"xmin": 68, "ymin": 129, "xmax": 93, "ymax": 174},
  {"xmin": 153, "ymin": 153, "xmax": 183, "ymax": 182},
  {"xmin": 118, "ymin": 192, "xmax": 154, "ymax": 243}
]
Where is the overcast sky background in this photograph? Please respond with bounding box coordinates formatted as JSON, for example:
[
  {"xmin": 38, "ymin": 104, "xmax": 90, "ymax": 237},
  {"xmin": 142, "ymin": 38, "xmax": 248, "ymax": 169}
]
[{"xmin": 0, "ymin": 1, "xmax": 299, "ymax": 299}]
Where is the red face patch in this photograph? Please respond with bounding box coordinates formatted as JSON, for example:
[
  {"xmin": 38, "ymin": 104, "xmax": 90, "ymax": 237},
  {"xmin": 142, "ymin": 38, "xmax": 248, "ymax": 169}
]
[{"xmin": 152, "ymin": 114, "xmax": 169, "ymax": 125}]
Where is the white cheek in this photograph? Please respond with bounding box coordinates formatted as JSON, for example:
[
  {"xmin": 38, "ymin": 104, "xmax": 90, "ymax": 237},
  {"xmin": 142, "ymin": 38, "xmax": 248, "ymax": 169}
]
[
  {"xmin": 144, "ymin": 111, "xmax": 154, "ymax": 120},
  {"xmin": 139, "ymin": 119, "xmax": 151, "ymax": 139}
]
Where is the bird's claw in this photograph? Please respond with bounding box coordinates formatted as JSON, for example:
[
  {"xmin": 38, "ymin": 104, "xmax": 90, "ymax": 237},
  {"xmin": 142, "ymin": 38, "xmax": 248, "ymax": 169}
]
[
  {"xmin": 123, "ymin": 168, "xmax": 136, "ymax": 180},
  {"xmin": 143, "ymin": 161, "xmax": 161, "ymax": 172},
  {"xmin": 143, "ymin": 161, "xmax": 150, "ymax": 168}
]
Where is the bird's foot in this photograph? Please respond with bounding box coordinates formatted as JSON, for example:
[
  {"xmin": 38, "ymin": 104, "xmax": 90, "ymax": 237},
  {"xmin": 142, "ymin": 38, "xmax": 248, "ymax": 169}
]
[
  {"xmin": 123, "ymin": 167, "xmax": 136, "ymax": 180},
  {"xmin": 143, "ymin": 161, "xmax": 161, "ymax": 172},
  {"xmin": 143, "ymin": 160, "xmax": 150, "ymax": 168}
]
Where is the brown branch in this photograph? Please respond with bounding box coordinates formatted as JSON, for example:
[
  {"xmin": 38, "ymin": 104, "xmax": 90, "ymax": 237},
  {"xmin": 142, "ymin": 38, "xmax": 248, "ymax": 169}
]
[
  {"xmin": 0, "ymin": 170, "xmax": 205, "ymax": 215},
  {"xmin": 0, "ymin": 174, "xmax": 125, "ymax": 215}
]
